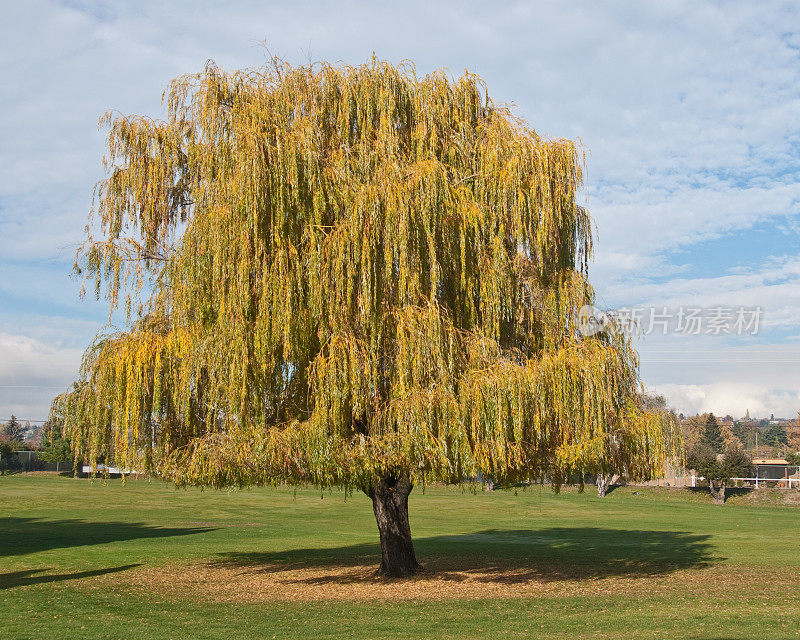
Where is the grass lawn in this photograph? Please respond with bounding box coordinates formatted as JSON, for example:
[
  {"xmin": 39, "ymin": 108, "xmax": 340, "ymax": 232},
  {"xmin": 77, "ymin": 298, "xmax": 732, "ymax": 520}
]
[{"xmin": 2, "ymin": 474, "xmax": 799, "ymax": 639}]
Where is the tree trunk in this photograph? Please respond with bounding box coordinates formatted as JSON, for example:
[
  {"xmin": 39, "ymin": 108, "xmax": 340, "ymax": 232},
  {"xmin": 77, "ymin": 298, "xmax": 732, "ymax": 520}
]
[
  {"xmin": 597, "ymin": 473, "xmax": 616, "ymax": 498},
  {"xmin": 366, "ymin": 474, "xmax": 421, "ymax": 577},
  {"xmin": 709, "ymin": 480, "xmax": 726, "ymax": 505}
]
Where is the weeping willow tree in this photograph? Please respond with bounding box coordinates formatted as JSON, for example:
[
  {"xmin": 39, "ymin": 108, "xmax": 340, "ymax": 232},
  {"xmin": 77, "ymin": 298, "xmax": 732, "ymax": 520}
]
[{"xmin": 53, "ymin": 57, "xmax": 680, "ymax": 576}]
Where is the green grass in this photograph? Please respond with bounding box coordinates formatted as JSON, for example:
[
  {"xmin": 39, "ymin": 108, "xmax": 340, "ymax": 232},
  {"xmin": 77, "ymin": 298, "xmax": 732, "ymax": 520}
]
[{"xmin": 2, "ymin": 474, "xmax": 799, "ymax": 639}]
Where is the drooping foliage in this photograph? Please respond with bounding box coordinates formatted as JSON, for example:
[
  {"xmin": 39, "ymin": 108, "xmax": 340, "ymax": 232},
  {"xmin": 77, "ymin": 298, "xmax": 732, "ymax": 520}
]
[
  {"xmin": 595, "ymin": 392, "xmax": 679, "ymax": 488},
  {"xmin": 54, "ymin": 57, "xmax": 680, "ymax": 490}
]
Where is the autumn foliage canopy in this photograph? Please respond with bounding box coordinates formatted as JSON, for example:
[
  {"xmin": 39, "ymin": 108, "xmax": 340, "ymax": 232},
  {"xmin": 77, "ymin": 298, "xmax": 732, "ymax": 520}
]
[{"xmin": 54, "ymin": 57, "xmax": 679, "ymax": 493}]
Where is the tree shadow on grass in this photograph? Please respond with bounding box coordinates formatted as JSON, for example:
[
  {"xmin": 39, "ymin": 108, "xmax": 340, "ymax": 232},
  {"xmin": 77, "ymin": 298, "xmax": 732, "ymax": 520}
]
[
  {"xmin": 686, "ymin": 486, "xmax": 755, "ymax": 502},
  {"xmin": 216, "ymin": 527, "xmax": 720, "ymax": 585},
  {"xmin": 0, "ymin": 564, "xmax": 140, "ymax": 589},
  {"xmin": 0, "ymin": 517, "xmax": 214, "ymax": 557}
]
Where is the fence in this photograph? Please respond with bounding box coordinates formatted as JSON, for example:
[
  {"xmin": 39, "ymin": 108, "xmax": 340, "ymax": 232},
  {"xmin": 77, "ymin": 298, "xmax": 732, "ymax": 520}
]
[
  {"xmin": 691, "ymin": 469, "xmax": 800, "ymax": 489},
  {"xmin": 4, "ymin": 450, "xmax": 72, "ymax": 473}
]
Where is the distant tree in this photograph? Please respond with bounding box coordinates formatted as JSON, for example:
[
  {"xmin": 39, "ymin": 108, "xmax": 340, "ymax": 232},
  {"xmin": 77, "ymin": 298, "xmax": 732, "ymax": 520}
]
[
  {"xmin": 784, "ymin": 451, "xmax": 800, "ymax": 466},
  {"xmin": 26, "ymin": 422, "xmax": 44, "ymax": 448},
  {"xmin": 732, "ymin": 422, "xmax": 757, "ymax": 450},
  {"xmin": 686, "ymin": 445, "xmax": 753, "ymax": 505},
  {"xmin": 37, "ymin": 420, "xmax": 75, "ymax": 471},
  {"xmin": 639, "ymin": 393, "xmax": 661, "ymax": 412},
  {"xmin": 1, "ymin": 414, "xmax": 27, "ymax": 443},
  {"xmin": 0, "ymin": 440, "xmax": 15, "ymax": 474},
  {"xmin": 700, "ymin": 414, "xmax": 724, "ymax": 453},
  {"xmin": 762, "ymin": 424, "xmax": 788, "ymax": 448},
  {"xmin": 680, "ymin": 414, "xmax": 705, "ymax": 451},
  {"xmin": 0, "ymin": 416, "xmax": 25, "ymax": 471},
  {"xmin": 789, "ymin": 425, "xmax": 800, "ymax": 451}
]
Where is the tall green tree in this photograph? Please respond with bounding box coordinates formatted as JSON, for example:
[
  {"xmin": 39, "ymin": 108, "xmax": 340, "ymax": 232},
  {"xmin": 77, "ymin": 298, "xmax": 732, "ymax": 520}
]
[
  {"xmin": 1, "ymin": 414, "xmax": 27, "ymax": 443},
  {"xmin": 762, "ymin": 424, "xmax": 788, "ymax": 448},
  {"xmin": 732, "ymin": 421, "xmax": 757, "ymax": 450},
  {"xmin": 54, "ymin": 58, "xmax": 680, "ymax": 576},
  {"xmin": 37, "ymin": 419, "xmax": 75, "ymax": 471},
  {"xmin": 0, "ymin": 440, "xmax": 16, "ymax": 474},
  {"xmin": 700, "ymin": 413, "xmax": 724, "ymax": 453}
]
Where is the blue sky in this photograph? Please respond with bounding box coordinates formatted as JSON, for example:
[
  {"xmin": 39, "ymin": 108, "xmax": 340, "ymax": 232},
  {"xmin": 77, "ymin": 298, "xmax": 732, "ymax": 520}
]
[{"xmin": 2, "ymin": 0, "xmax": 800, "ymax": 421}]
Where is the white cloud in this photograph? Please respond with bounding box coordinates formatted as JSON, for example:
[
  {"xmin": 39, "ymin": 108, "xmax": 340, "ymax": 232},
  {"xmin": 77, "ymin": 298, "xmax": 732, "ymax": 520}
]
[
  {"xmin": 591, "ymin": 181, "xmax": 800, "ymax": 285},
  {"xmin": 3, "ymin": 0, "xmax": 799, "ymax": 263},
  {"xmin": 0, "ymin": 332, "xmax": 83, "ymax": 421},
  {"xmin": 599, "ymin": 254, "xmax": 800, "ymax": 331},
  {"xmin": 651, "ymin": 382, "xmax": 800, "ymax": 421}
]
